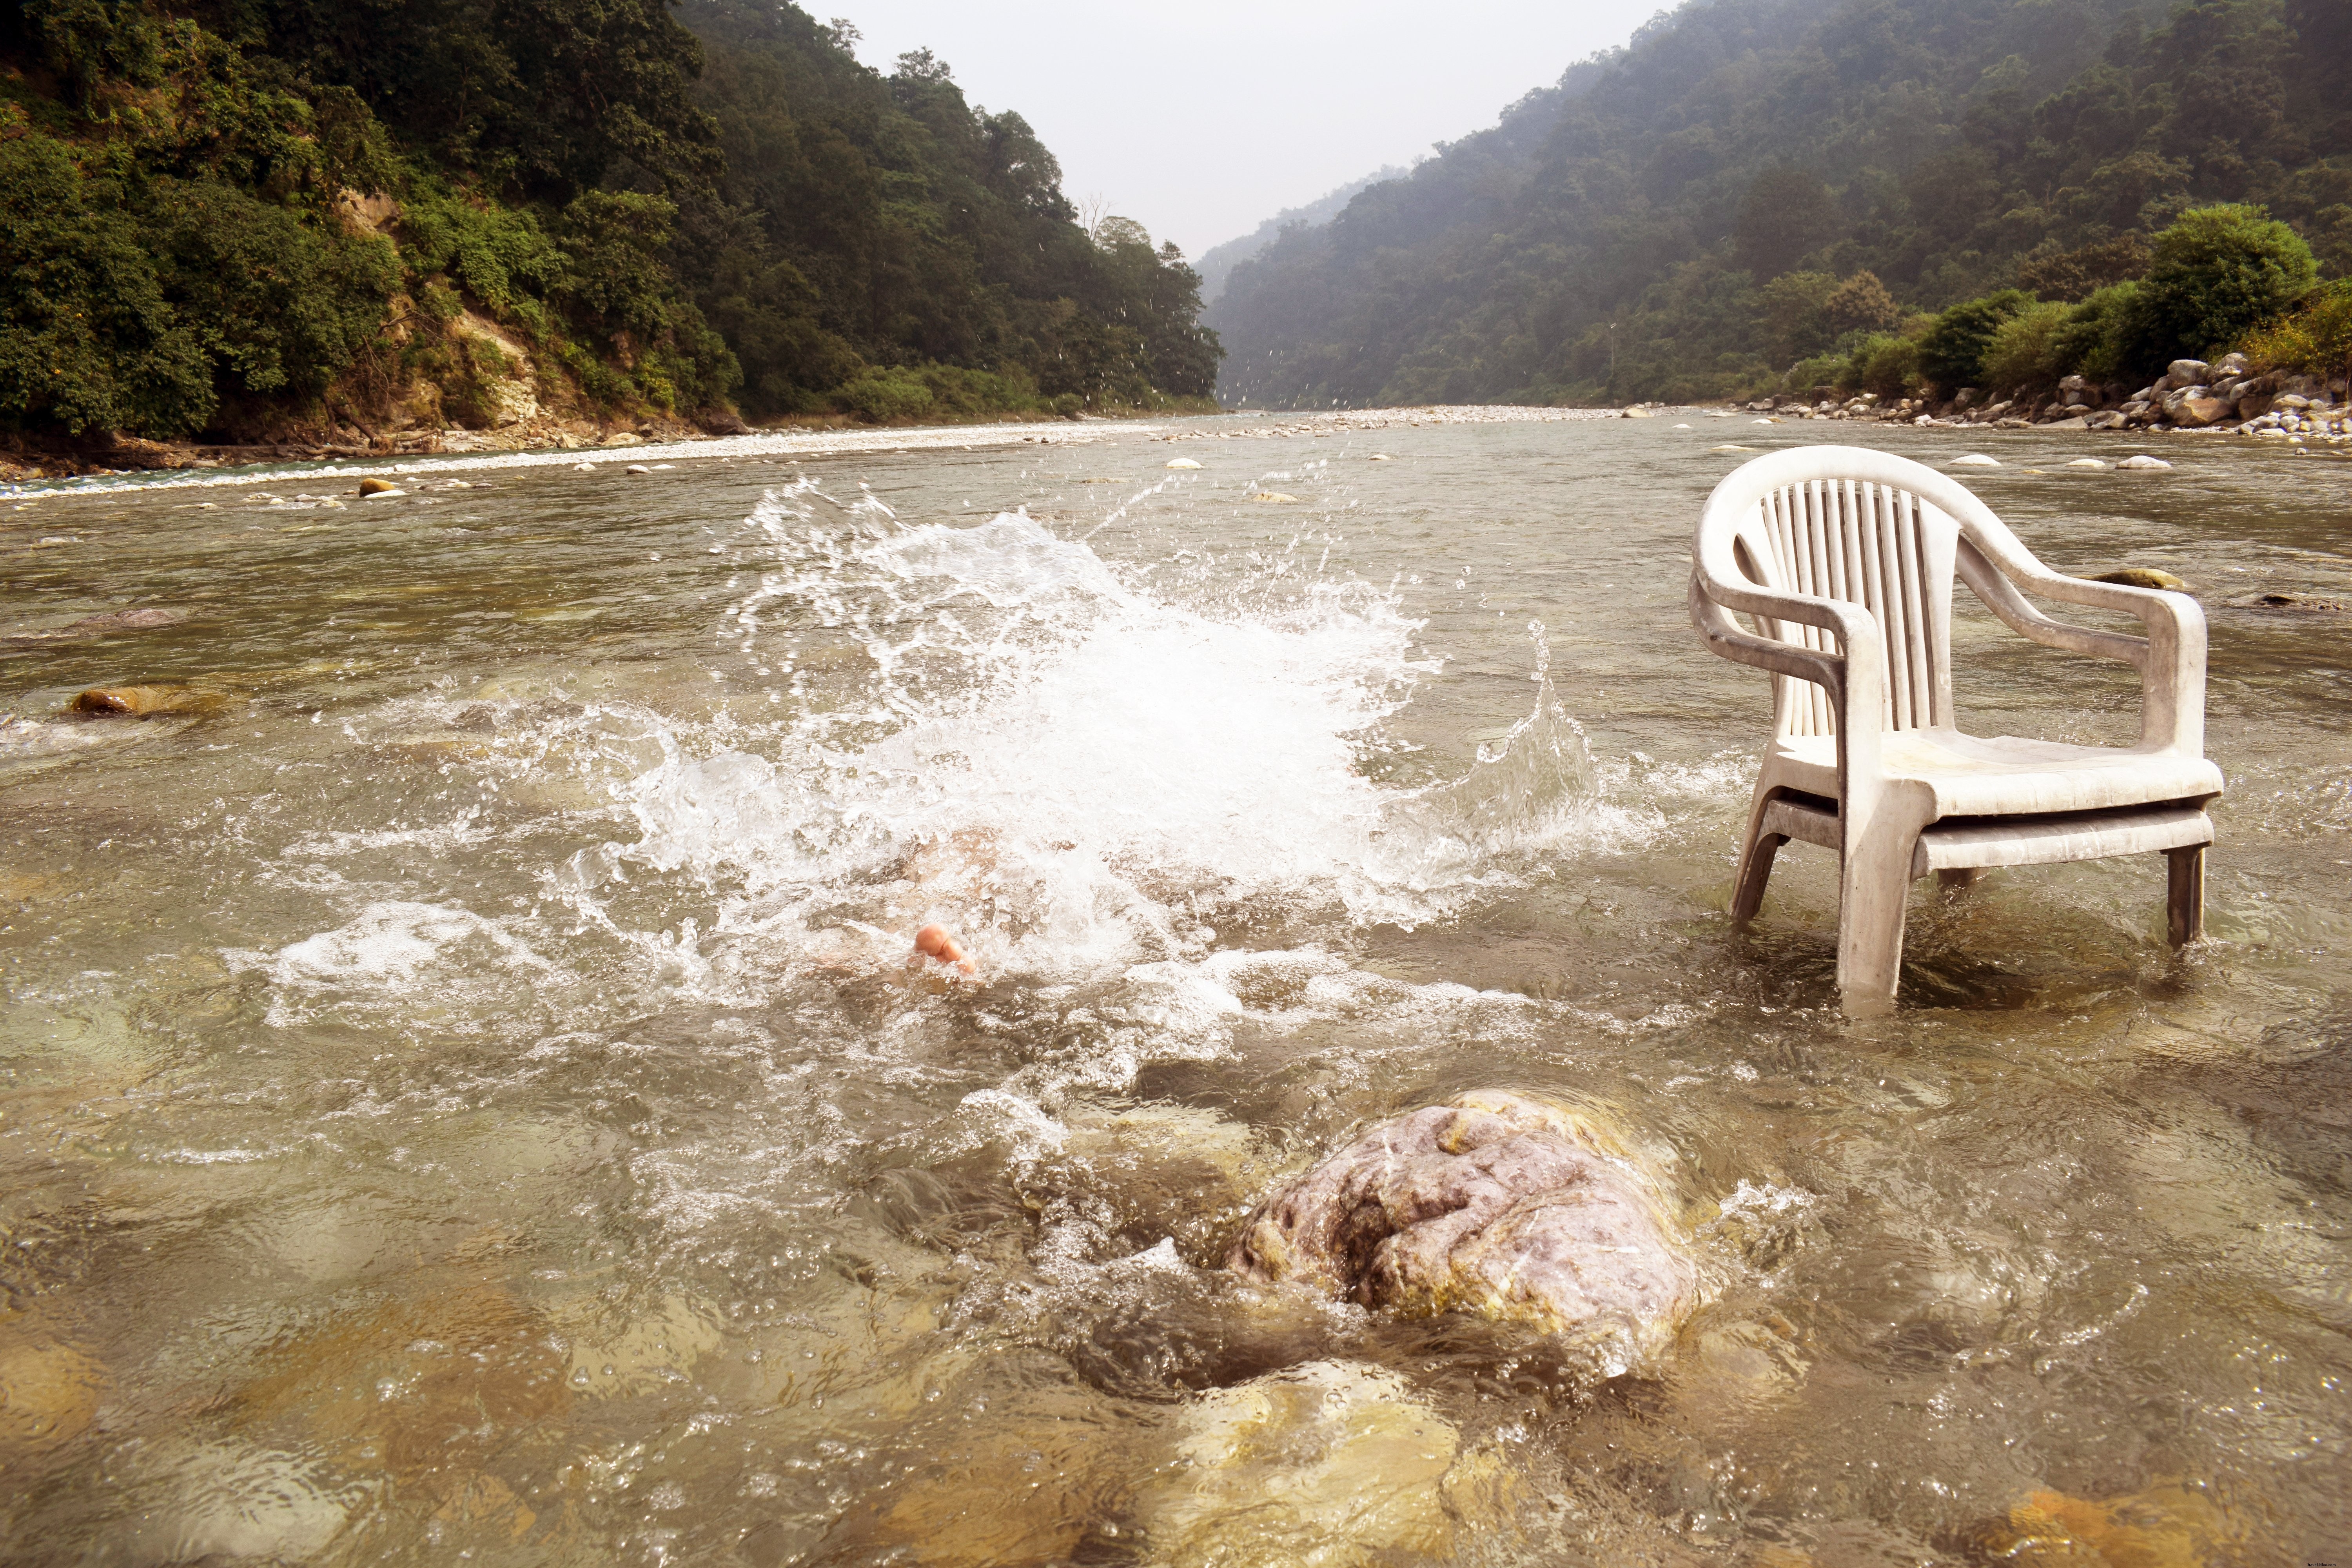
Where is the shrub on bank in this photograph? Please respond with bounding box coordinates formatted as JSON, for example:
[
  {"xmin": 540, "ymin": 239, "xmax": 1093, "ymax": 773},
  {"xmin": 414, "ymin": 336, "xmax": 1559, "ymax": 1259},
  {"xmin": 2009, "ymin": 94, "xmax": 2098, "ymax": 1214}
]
[
  {"xmin": 1841, "ymin": 333, "xmax": 1924, "ymax": 399},
  {"xmin": 2239, "ymin": 281, "xmax": 2352, "ymax": 380},
  {"xmin": 1905, "ymin": 206, "xmax": 2319, "ymax": 402},
  {"xmin": 1979, "ymin": 299, "xmax": 2075, "ymax": 393},
  {"xmin": 1917, "ymin": 290, "xmax": 2034, "ymax": 392},
  {"xmin": 2047, "ymin": 281, "xmax": 2141, "ymax": 384},
  {"xmin": 1782, "ymin": 352, "xmax": 1846, "ymax": 397}
]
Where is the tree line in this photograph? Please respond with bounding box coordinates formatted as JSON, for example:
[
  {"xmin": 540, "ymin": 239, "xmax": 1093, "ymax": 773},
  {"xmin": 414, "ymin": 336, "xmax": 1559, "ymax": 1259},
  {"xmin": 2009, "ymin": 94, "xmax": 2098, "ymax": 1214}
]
[
  {"xmin": 0, "ymin": 0, "xmax": 1222, "ymax": 445},
  {"xmin": 1207, "ymin": 0, "xmax": 2348, "ymax": 408}
]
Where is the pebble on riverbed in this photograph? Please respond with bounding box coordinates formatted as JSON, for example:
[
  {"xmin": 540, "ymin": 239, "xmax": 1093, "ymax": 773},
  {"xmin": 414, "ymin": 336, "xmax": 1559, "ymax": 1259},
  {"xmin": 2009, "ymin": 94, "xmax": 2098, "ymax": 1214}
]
[{"xmin": 1229, "ymin": 1089, "xmax": 1696, "ymax": 1369}]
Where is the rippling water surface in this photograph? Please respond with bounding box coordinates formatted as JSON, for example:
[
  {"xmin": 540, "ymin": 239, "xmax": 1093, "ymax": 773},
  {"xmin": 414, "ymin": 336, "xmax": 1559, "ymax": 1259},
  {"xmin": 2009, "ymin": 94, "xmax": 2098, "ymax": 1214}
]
[{"xmin": 3, "ymin": 416, "xmax": 2348, "ymax": 1565}]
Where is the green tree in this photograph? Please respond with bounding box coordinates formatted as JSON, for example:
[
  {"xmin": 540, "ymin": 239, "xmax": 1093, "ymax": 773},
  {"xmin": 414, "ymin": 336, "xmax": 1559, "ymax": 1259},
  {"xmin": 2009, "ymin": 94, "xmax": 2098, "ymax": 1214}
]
[
  {"xmin": 1759, "ymin": 271, "xmax": 1837, "ymax": 366},
  {"xmin": 1918, "ymin": 290, "xmax": 2034, "ymax": 391},
  {"xmin": 1824, "ymin": 271, "xmax": 1902, "ymax": 336},
  {"xmin": 1735, "ymin": 166, "xmax": 1838, "ymax": 281},
  {"xmin": 2122, "ymin": 203, "xmax": 2318, "ymax": 367},
  {"xmin": 0, "ymin": 132, "xmax": 212, "ymax": 436}
]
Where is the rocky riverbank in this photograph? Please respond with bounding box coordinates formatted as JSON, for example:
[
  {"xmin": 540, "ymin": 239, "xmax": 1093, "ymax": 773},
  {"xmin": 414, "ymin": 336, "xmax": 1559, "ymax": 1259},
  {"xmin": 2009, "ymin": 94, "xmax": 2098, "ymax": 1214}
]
[
  {"xmin": 1730, "ymin": 354, "xmax": 2351, "ymax": 445},
  {"xmin": 0, "ymin": 406, "xmax": 1153, "ymax": 486}
]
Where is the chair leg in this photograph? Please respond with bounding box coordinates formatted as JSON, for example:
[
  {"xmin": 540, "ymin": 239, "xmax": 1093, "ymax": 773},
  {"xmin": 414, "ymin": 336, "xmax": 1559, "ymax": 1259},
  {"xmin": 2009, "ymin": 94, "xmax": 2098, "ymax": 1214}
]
[
  {"xmin": 1731, "ymin": 831, "xmax": 1787, "ymax": 924},
  {"xmin": 1837, "ymin": 828, "xmax": 1918, "ymax": 1014},
  {"xmin": 2166, "ymin": 845, "xmax": 2205, "ymax": 946}
]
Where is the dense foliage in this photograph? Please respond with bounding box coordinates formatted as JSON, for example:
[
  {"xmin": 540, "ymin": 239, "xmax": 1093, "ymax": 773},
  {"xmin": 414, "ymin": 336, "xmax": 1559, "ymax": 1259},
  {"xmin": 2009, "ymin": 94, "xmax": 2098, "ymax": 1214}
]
[
  {"xmin": 1207, "ymin": 0, "xmax": 2350, "ymax": 407},
  {"xmin": 675, "ymin": 5, "xmax": 1218, "ymax": 419},
  {"xmin": 0, "ymin": 0, "xmax": 1219, "ymax": 442}
]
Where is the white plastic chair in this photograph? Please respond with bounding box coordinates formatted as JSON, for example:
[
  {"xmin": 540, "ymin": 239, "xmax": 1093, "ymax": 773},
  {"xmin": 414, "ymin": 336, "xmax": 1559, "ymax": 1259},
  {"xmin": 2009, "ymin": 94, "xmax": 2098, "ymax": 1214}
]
[{"xmin": 1688, "ymin": 446, "xmax": 2223, "ymax": 1012}]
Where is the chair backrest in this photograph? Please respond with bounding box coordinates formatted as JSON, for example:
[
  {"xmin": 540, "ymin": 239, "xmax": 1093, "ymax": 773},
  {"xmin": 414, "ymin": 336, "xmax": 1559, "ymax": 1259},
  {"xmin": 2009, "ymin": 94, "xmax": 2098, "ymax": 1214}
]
[{"xmin": 1706, "ymin": 450, "xmax": 1961, "ymax": 738}]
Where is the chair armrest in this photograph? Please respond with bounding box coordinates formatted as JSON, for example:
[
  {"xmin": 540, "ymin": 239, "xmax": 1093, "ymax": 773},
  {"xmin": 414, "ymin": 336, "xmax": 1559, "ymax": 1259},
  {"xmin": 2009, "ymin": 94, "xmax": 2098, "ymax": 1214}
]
[
  {"xmin": 1688, "ymin": 571, "xmax": 1889, "ymax": 787},
  {"xmin": 1688, "ymin": 578, "xmax": 1843, "ymax": 695},
  {"xmin": 1954, "ymin": 536, "xmax": 2208, "ymax": 754}
]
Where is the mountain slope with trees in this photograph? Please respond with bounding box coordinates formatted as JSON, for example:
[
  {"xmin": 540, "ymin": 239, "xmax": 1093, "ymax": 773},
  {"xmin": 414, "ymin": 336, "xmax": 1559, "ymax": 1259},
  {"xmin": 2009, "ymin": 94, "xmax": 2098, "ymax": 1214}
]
[
  {"xmin": 1207, "ymin": 0, "xmax": 2350, "ymax": 408},
  {"xmin": 1193, "ymin": 166, "xmax": 1411, "ymax": 305},
  {"xmin": 0, "ymin": 0, "xmax": 1218, "ymax": 456}
]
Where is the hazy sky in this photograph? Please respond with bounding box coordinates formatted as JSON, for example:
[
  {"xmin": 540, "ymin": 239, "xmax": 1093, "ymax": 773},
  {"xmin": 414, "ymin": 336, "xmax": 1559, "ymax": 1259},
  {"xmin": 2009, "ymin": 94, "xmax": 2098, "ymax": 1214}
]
[{"xmin": 830, "ymin": 1, "xmax": 1647, "ymax": 261}]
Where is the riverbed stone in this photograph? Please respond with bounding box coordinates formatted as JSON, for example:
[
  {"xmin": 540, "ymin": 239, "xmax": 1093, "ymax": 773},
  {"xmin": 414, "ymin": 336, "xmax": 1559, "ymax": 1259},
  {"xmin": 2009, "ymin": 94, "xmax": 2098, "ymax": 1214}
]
[
  {"xmin": 1138, "ymin": 1360, "xmax": 1519, "ymax": 1568},
  {"xmin": 1228, "ymin": 1090, "xmax": 1696, "ymax": 1370},
  {"xmin": 0, "ymin": 1309, "xmax": 107, "ymax": 1452},
  {"xmin": 2165, "ymin": 358, "xmax": 2210, "ymax": 388},
  {"xmin": 1965, "ymin": 1481, "xmax": 2248, "ymax": 1567},
  {"xmin": 226, "ymin": 1281, "xmax": 569, "ymax": 1486},
  {"xmin": 67, "ymin": 685, "xmax": 229, "ymax": 717},
  {"xmin": 2118, "ymin": 455, "xmax": 2173, "ymax": 470},
  {"xmin": 2094, "ymin": 568, "xmax": 2189, "ymax": 590}
]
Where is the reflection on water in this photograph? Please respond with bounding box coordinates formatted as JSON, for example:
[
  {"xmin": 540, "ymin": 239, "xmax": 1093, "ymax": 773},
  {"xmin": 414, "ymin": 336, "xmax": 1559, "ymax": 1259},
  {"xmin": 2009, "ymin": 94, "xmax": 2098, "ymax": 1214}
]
[{"xmin": 2, "ymin": 421, "xmax": 2348, "ymax": 1564}]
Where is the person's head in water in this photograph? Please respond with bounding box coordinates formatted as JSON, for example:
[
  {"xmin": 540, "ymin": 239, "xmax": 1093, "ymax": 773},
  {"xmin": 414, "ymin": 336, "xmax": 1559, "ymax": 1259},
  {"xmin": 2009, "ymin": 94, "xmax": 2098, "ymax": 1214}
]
[{"xmin": 914, "ymin": 924, "xmax": 976, "ymax": 975}]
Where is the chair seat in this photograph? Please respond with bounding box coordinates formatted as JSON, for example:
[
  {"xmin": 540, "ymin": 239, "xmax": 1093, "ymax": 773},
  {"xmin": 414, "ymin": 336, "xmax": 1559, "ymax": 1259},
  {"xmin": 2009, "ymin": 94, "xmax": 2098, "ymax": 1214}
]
[
  {"xmin": 1768, "ymin": 727, "xmax": 2225, "ymax": 818},
  {"xmin": 1757, "ymin": 795, "xmax": 2214, "ymax": 877}
]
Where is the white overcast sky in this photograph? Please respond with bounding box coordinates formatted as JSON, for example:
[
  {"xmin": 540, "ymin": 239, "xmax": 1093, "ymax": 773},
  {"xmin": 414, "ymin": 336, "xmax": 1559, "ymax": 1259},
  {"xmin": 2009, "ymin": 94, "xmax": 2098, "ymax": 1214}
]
[{"xmin": 830, "ymin": 1, "xmax": 1649, "ymax": 261}]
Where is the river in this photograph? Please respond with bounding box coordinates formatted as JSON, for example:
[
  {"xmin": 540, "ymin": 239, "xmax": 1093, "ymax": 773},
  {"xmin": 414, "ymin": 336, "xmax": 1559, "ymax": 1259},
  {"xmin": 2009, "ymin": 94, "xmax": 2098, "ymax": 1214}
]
[{"xmin": 3, "ymin": 412, "xmax": 2347, "ymax": 1564}]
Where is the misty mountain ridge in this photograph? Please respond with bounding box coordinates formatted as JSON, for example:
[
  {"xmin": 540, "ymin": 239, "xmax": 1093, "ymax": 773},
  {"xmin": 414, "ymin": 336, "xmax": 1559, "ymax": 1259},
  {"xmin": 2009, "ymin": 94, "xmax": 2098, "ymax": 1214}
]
[{"xmin": 1206, "ymin": 0, "xmax": 2350, "ymax": 408}]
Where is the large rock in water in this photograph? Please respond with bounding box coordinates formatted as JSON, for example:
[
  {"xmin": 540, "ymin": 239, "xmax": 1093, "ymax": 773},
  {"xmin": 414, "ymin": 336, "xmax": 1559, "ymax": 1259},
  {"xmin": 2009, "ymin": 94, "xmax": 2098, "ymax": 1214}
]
[{"xmin": 1228, "ymin": 1090, "xmax": 1696, "ymax": 1371}]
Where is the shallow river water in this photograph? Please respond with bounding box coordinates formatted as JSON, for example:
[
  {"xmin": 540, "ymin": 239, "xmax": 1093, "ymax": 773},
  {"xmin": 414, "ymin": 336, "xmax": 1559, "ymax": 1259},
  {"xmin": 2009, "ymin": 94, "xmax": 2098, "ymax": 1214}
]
[{"xmin": 2, "ymin": 414, "xmax": 2348, "ymax": 1566}]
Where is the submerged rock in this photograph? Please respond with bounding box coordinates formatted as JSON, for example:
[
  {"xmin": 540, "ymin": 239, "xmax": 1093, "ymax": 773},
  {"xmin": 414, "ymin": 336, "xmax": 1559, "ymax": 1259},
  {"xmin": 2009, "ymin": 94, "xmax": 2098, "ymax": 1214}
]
[
  {"xmin": 1964, "ymin": 1481, "xmax": 2249, "ymax": 1567},
  {"xmin": 1138, "ymin": 1359, "xmax": 1519, "ymax": 1568},
  {"xmin": 1229, "ymin": 1090, "xmax": 1696, "ymax": 1369},
  {"xmin": 0, "ymin": 1308, "xmax": 107, "ymax": 1452},
  {"xmin": 2118, "ymin": 454, "xmax": 2172, "ymax": 470},
  {"xmin": 356, "ymin": 477, "xmax": 399, "ymax": 495},
  {"xmin": 67, "ymin": 685, "xmax": 229, "ymax": 717},
  {"xmin": 1950, "ymin": 453, "xmax": 2000, "ymax": 467}
]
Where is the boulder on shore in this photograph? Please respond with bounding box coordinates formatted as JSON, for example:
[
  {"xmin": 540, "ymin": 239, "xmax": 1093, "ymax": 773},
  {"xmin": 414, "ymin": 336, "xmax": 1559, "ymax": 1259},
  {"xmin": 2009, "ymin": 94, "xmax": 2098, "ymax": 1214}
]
[{"xmin": 1228, "ymin": 1090, "xmax": 1696, "ymax": 1372}]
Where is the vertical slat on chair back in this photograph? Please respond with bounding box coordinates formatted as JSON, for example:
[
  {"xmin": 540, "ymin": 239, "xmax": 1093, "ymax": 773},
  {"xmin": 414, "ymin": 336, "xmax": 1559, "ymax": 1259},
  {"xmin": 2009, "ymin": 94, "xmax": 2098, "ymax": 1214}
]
[{"xmin": 1731, "ymin": 478, "xmax": 1956, "ymax": 737}]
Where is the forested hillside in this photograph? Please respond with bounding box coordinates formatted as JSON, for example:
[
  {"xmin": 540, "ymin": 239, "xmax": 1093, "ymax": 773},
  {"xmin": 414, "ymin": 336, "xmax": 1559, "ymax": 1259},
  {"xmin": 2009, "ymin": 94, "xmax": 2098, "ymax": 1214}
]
[
  {"xmin": 0, "ymin": 0, "xmax": 1218, "ymax": 454},
  {"xmin": 1208, "ymin": 0, "xmax": 2350, "ymax": 407},
  {"xmin": 1193, "ymin": 166, "xmax": 1410, "ymax": 304}
]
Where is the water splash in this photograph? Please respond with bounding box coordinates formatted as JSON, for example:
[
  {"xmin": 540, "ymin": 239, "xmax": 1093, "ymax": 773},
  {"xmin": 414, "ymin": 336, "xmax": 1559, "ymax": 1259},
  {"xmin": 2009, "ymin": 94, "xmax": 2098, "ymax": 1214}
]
[{"xmin": 520, "ymin": 487, "xmax": 1642, "ymax": 999}]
